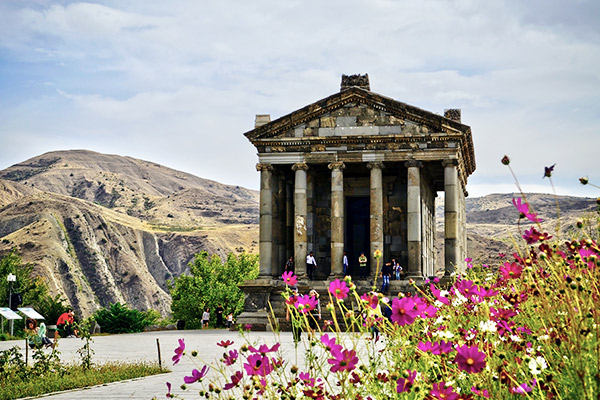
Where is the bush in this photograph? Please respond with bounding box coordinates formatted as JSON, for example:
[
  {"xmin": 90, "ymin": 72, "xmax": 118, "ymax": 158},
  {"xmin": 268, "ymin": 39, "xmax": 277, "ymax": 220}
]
[{"xmin": 92, "ymin": 303, "xmax": 158, "ymax": 334}]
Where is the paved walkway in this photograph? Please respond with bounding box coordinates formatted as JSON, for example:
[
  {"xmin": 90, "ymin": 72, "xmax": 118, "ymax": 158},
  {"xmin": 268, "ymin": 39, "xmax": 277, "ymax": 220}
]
[{"xmin": 0, "ymin": 329, "xmax": 304, "ymax": 399}]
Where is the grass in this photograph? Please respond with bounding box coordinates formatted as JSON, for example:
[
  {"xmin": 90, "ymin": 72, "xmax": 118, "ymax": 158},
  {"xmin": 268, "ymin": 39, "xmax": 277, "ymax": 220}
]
[{"xmin": 0, "ymin": 361, "xmax": 169, "ymax": 400}]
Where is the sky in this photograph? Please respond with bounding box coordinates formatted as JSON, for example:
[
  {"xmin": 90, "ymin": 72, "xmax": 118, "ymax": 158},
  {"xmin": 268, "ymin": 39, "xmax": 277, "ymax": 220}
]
[{"xmin": 0, "ymin": 0, "xmax": 599, "ymax": 198}]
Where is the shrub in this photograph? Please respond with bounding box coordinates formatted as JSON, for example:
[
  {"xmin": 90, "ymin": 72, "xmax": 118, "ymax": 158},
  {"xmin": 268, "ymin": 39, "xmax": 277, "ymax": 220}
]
[{"xmin": 92, "ymin": 303, "xmax": 158, "ymax": 334}]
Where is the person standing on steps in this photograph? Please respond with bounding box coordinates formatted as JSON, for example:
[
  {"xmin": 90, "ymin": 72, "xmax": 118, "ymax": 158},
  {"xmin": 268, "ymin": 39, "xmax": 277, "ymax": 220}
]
[
  {"xmin": 381, "ymin": 261, "xmax": 392, "ymax": 293},
  {"xmin": 343, "ymin": 252, "xmax": 349, "ymax": 276},
  {"xmin": 358, "ymin": 252, "xmax": 368, "ymax": 279},
  {"xmin": 306, "ymin": 251, "xmax": 317, "ymax": 280},
  {"xmin": 284, "ymin": 256, "xmax": 294, "ymax": 274}
]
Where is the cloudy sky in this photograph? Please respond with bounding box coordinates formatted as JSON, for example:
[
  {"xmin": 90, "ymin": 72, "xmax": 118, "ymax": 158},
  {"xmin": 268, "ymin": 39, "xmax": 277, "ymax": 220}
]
[{"xmin": 0, "ymin": 0, "xmax": 598, "ymax": 198}]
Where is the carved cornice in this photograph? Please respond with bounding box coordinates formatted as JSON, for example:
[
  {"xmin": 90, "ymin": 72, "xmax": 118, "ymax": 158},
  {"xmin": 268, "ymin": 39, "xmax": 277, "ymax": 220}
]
[
  {"xmin": 405, "ymin": 160, "xmax": 423, "ymax": 168},
  {"xmin": 291, "ymin": 163, "xmax": 309, "ymax": 172}
]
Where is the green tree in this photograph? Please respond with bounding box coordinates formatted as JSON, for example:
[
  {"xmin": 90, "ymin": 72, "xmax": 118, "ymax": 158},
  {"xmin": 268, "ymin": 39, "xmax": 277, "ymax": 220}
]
[
  {"xmin": 169, "ymin": 252, "xmax": 258, "ymax": 329},
  {"xmin": 92, "ymin": 303, "xmax": 159, "ymax": 334},
  {"xmin": 0, "ymin": 250, "xmax": 48, "ymax": 308}
]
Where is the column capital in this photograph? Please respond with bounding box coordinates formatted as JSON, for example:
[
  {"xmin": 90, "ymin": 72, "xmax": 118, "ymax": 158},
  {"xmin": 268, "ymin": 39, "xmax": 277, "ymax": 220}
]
[
  {"xmin": 256, "ymin": 163, "xmax": 273, "ymax": 172},
  {"xmin": 442, "ymin": 159, "xmax": 458, "ymax": 168},
  {"xmin": 292, "ymin": 162, "xmax": 309, "ymax": 172},
  {"xmin": 328, "ymin": 161, "xmax": 345, "ymax": 171},
  {"xmin": 405, "ymin": 160, "xmax": 423, "ymax": 168},
  {"xmin": 366, "ymin": 161, "xmax": 385, "ymax": 170}
]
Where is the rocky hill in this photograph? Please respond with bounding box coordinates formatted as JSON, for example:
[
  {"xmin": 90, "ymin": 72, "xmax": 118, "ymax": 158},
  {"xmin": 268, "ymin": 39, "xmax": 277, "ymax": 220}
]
[
  {"xmin": 0, "ymin": 150, "xmax": 259, "ymax": 317},
  {"xmin": 0, "ymin": 150, "xmax": 596, "ymax": 318}
]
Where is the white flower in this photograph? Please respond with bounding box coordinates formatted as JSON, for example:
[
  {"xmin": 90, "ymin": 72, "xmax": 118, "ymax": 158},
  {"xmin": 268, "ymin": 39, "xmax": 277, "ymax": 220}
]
[
  {"xmin": 528, "ymin": 356, "xmax": 548, "ymax": 375},
  {"xmin": 538, "ymin": 335, "xmax": 549, "ymax": 341},
  {"xmin": 452, "ymin": 293, "xmax": 467, "ymax": 307},
  {"xmin": 510, "ymin": 335, "xmax": 522, "ymax": 342},
  {"xmin": 439, "ymin": 290, "xmax": 449, "ymax": 297},
  {"xmin": 479, "ymin": 320, "xmax": 497, "ymax": 333},
  {"xmin": 435, "ymin": 316, "xmax": 444, "ymax": 325},
  {"xmin": 434, "ymin": 300, "xmax": 445, "ymax": 308},
  {"xmin": 432, "ymin": 330, "xmax": 454, "ymax": 339}
]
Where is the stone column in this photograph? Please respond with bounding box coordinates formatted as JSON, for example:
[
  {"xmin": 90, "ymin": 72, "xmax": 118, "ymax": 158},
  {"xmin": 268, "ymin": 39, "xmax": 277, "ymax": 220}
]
[
  {"xmin": 257, "ymin": 163, "xmax": 273, "ymax": 277},
  {"xmin": 367, "ymin": 162, "xmax": 384, "ymax": 279},
  {"xmin": 405, "ymin": 160, "xmax": 423, "ymax": 279},
  {"xmin": 292, "ymin": 163, "xmax": 309, "ymax": 278},
  {"xmin": 329, "ymin": 162, "xmax": 345, "ymax": 277},
  {"xmin": 443, "ymin": 159, "xmax": 459, "ymax": 276}
]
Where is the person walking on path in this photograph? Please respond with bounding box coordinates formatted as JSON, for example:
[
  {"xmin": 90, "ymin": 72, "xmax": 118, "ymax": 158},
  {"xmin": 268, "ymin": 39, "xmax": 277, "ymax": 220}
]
[
  {"xmin": 358, "ymin": 252, "xmax": 368, "ymax": 279},
  {"xmin": 215, "ymin": 304, "xmax": 224, "ymax": 328},
  {"xmin": 201, "ymin": 308, "xmax": 210, "ymax": 329},
  {"xmin": 306, "ymin": 252, "xmax": 317, "ymax": 280},
  {"xmin": 342, "ymin": 252, "xmax": 349, "ymax": 276}
]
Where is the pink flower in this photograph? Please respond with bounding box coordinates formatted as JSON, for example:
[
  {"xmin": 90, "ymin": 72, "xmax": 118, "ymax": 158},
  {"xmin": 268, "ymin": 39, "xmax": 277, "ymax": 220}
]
[
  {"xmin": 360, "ymin": 292, "xmax": 379, "ymax": 309},
  {"xmin": 328, "ymin": 279, "xmax": 349, "ymax": 300},
  {"xmin": 327, "ymin": 348, "xmax": 358, "ymax": 373},
  {"xmin": 248, "ymin": 343, "xmax": 280, "ymax": 354},
  {"xmin": 223, "ymin": 370, "xmax": 243, "ymax": 390},
  {"xmin": 299, "ymin": 371, "xmax": 315, "ymax": 387},
  {"xmin": 320, "ymin": 334, "xmax": 342, "ymax": 354},
  {"xmin": 166, "ymin": 382, "xmax": 172, "ymax": 398},
  {"xmin": 172, "ymin": 338, "xmax": 185, "ymax": 365},
  {"xmin": 295, "ymin": 294, "xmax": 318, "ymax": 313},
  {"xmin": 499, "ymin": 262, "xmax": 523, "ymax": 280},
  {"xmin": 430, "ymin": 284, "xmax": 450, "ymax": 305},
  {"xmin": 396, "ymin": 369, "xmax": 417, "ymax": 393},
  {"xmin": 471, "ymin": 386, "xmax": 490, "ymax": 398},
  {"xmin": 417, "ymin": 340, "xmax": 453, "ymax": 355},
  {"xmin": 414, "ymin": 297, "xmax": 438, "ymax": 318},
  {"xmin": 217, "ymin": 340, "xmax": 234, "ymax": 348},
  {"xmin": 184, "ymin": 365, "xmax": 209, "ymax": 384},
  {"xmin": 243, "ymin": 353, "xmax": 274, "ymax": 376},
  {"xmin": 509, "ymin": 379, "xmax": 536, "ymax": 394},
  {"xmin": 455, "ymin": 279, "xmax": 481, "ymax": 298},
  {"xmin": 390, "ymin": 297, "xmax": 419, "ymax": 326},
  {"xmin": 223, "ymin": 349, "xmax": 238, "ymax": 366},
  {"xmin": 454, "ymin": 344, "xmax": 486, "ymax": 373},
  {"xmin": 512, "ymin": 198, "xmax": 542, "ymax": 222},
  {"xmin": 430, "ymin": 382, "xmax": 458, "ymax": 400},
  {"xmin": 282, "ymin": 271, "xmax": 298, "ymax": 286}
]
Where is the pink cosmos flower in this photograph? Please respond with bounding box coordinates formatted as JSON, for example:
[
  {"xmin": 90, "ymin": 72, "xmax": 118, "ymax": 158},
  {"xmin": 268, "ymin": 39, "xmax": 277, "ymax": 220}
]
[
  {"xmin": 320, "ymin": 334, "xmax": 343, "ymax": 354},
  {"xmin": 360, "ymin": 292, "xmax": 379, "ymax": 309},
  {"xmin": 248, "ymin": 343, "xmax": 280, "ymax": 354},
  {"xmin": 391, "ymin": 297, "xmax": 419, "ymax": 326},
  {"xmin": 471, "ymin": 387, "xmax": 490, "ymax": 398},
  {"xmin": 295, "ymin": 294, "xmax": 318, "ymax": 313},
  {"xmin": 430, "ymin": 382, "xmax": 458, "ymax": 400},
  {"xmin": 396, "ymin": 369, "xmax": 417, "ymax": 393},
  {"xmin": 184, "ymin": 365, "xmax": 209, "ymax": 384},
  {"xmin": 243, "ymin": 353, "xmax": 274, "ymax": 376},
  {"xmin": 454, "ymin": 344, "xmax": 486, "ymax": 373},
  {"xmin": 499, "ymin": 262, "xmax": 523, "ymax": 280},
  {"xmin": 327, "ymin": 348, "xmax": 358, "ymax": 373},
  {"xmin": 455, "ymin": 279, "xmax": 481, "ymax": 298},
  {"xmin": 282, "ymin": 271, "xmax": 298, "ymax": 286},
  {"xmin": 417, "ymin": 340, "xmax": 453, "ymax": 355},
  {"xmin": 223, "ymin": 370, "xmax": 243, "ymax": 390},
  {"xmin": 509, "ymin": 379, "xmax": 536, "ymax": 394},
  {"xmin": 299, "ymin": 371, "xmax": 315, "ymax": 387},
  {"xmin": 223, "ymin": 349, "xmax": 238, "ymax": 366},
  {"xmin": 512, "ymin": 198, "xmax": 542, "ymax": 222},
  {"xmin": 217, "ymin": 340, "xmax": 234, "ymax": 348},
  {"xmin": 172, "ymin": 338, "xmax": 185, "ymax": 365},
  {"xmin": 430, "ymin": 284, "xmax": 450, "ymax": 305},
  {"xmin": 414, "ymin": 297, "xmax": 438, "ymax": 318},
  {"xmin": 328, "ymin": 279, "xmax": 350, "ymax": 300}
]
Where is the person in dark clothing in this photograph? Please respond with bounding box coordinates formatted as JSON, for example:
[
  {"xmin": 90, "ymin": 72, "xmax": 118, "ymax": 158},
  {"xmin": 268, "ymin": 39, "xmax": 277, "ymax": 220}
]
[
  {"xmin": 215, "ymin": 304, "xmax": 224, "ymax": 328},
  {"xmin": 284, "ymin": 256, "xmax": 294, "ymax": 274},
  {"xmin": 381, "ymin": 262, "xmax": 392, "ymax": 293}
]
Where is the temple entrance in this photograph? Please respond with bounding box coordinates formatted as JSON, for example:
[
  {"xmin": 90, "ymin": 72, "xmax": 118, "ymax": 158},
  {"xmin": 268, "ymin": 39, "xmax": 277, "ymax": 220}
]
[{"xmin": 345, "ymin": 196, "xmax": 370, "ymax": 277}]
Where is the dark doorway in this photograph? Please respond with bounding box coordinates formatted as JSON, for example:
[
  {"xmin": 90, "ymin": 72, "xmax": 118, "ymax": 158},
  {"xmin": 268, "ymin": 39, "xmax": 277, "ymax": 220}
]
[{"xmin": 345, "ymin": 196, "xmax": 370, "ymax": 276}]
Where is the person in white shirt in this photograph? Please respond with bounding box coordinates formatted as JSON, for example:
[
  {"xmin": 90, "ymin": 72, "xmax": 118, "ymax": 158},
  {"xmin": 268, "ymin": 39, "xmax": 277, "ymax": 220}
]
[
  {"xmin": 343, "ymin": 252, "xmax": 349, "ymax": 276},
  {"xmin": 306, "ymin": 252, "xmax": 317, "ymax": 280}
]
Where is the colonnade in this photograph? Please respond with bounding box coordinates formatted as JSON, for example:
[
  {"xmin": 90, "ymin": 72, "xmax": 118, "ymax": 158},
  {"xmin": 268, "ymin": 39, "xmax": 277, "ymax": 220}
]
[{"xmin": 256, "ymin": 159, "xmax": 464, "ymax": 280}]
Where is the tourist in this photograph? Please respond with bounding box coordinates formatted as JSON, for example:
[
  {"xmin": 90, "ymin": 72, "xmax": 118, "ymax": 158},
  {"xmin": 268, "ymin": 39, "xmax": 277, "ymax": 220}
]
[
  {"xmin": 381, "ymin": 261, "xmax": 392, "ymax": 293},
  {"xmin": 25, "ymin": 319, "xmax": 54, "ymax": 349},
  {"xmin": 226, "ymin": 313, "xmax": 233, "ymax": 329},
  {"xmin": 342, "ymin": 252, "xmax": 349, "ymax": 276},
  {"xmin": 56, "ymin": 308, "xmax": 77, "ymax": 338},
  {"xmin": 284, "ymin": 256, "xmax": 294, "ymax": 274},
  {"xmin": 306, "ymin": 251, "xmax": 317, "ymax": 280},
  {"xmin": 215, "ymin": 304, "xmax": 224, "ymax": 328},
  {"xmin": 358, "ymin": 252, "xmax": 368, "ymax": 279},
  {"xmin": 201, "ymin": 308, "xmax": 210, "ymax": 329}
]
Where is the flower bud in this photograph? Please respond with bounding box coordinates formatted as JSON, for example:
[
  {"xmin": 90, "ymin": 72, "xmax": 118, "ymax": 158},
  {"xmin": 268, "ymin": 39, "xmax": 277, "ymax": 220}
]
[
  {"xmin": 579, "ymin": 176, "xmax": 589, "ymax": 185},
  {"xmin": 576, "ymin": 220, "xmax": 584, "ymax": 229},
  {"xmin": 501, "ymin": 155, "xmax": 510, "ymax": 165}
]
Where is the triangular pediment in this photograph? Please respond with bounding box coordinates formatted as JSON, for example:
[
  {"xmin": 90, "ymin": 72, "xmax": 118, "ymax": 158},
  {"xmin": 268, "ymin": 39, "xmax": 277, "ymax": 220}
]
[{"xmin": 244, "ymin": 87, "xmax": 470, "ymax": 141}]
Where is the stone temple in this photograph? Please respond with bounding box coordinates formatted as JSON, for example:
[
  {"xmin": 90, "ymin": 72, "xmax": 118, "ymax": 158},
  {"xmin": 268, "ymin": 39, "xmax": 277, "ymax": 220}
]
[{"xmin": 238, "ymin": 74, "xmax": 475, "ymax": 329}]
